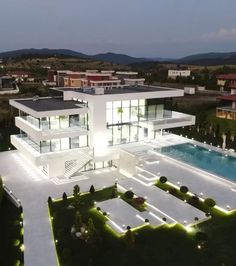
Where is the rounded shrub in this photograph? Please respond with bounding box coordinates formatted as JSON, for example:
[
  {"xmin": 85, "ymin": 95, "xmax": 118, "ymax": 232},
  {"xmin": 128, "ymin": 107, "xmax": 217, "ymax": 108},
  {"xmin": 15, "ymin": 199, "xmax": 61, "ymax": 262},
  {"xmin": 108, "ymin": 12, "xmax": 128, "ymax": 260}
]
[
  {"xmin": 180, "ymin": 186, "xmax": 189, "ymax": 194},
  {"xmin": 204, "ymin": 198, "xmax": 216, "ymax": 208},
  {"xmin": 159, "ymin": 176, "xmax": 167, "ymax": 183},
  {"xmin": 124, "ymin": 190, "xmax": 134, "ymax": 199},
  {"xmin": 127, "ymin": 226, "xmax": 131, "ymax": 230},
  {"xmin": 162, "ymin": 217, "xmax": 167, "ymax": 222},
  {"xmin": 103, "ymin": 212, "xmax": 107, "ymax": 216},
  {"xmin": 96, "ymin": 207, "xmax": 101, "ymax": 211},
  {"xmin": 145, "ymin": 218, "xmax": 149, "ymax": 223}
]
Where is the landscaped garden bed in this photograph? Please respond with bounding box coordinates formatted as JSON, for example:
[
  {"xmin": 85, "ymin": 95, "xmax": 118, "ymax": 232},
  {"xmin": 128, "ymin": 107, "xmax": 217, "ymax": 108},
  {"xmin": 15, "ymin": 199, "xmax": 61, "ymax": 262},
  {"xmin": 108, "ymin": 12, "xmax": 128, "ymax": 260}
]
[
  {"xmin": 0, "ymin": 195, "xmax": 24, "ymax": 266},
  {"xmin": 48, "ymin": 184, "xmax": 236, "ymax": 266}
]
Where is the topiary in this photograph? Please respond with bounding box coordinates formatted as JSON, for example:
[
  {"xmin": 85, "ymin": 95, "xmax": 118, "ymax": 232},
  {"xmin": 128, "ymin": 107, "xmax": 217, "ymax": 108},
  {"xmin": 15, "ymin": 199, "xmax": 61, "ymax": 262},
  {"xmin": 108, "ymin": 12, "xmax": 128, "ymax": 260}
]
[
  {"xmin": 180, "ymin": 186, "xmax": 189, "ymax": 194},
  {"xmin": 159, "ymin": 176, "xmax": 167, "ymax": 183},
  {"xmin": 204, "ymin": 198, "xmax": 216, "ymax": 208},
  {"xmin": 62, "ymin": 192, "xmax": 67, "ymax": 202},
  {"xmin": 124, "ymin": 190, "xmax": 134, "ymax": 199},
  {"xmin": 89, "ymin": 185, "xmax": 95, "ymax": 194}
]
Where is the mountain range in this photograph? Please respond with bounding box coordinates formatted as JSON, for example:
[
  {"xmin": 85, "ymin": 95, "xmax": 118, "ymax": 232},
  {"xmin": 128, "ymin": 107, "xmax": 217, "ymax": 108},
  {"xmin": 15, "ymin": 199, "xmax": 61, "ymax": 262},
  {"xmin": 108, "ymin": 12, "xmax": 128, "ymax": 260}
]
[{"xmin": 1, "ymin": 48, "xmax": 236, "ymax": 65}]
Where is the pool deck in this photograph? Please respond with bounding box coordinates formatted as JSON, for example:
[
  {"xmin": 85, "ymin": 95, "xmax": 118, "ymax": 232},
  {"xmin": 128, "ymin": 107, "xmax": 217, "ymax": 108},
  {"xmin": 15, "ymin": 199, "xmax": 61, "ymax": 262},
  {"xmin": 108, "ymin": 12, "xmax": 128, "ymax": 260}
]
[{"xmin": 128, "ymin": 134, "xmax": 236, "ymax": 212}]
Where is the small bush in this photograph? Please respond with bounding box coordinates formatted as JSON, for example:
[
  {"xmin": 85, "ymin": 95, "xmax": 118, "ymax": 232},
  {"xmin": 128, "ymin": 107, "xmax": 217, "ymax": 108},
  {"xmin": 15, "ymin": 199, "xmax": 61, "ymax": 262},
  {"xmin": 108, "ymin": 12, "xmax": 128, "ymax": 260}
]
[
  {"xmin": 96, "ymin": 207, "xmax": 101, "ymax": 211},
  {"xmin": 204, "ymin": 198, "xmax": 216, "ymax": 208},
  {"xmin": 124, "ymin": 190, "xmax": 134, "ymax": 199},
  {"xmin": 169, "ymin": 188, "xmax": 178, "ymax": 195},
  {"xmin": 159, "ymin": 176, "xmax": 167, "ymax": 183},
  {"xmin": 126, "ymin": 226, "xmax": 131, "ymax": 230},
  {"xmin": 145, "ymin": 218, "xmax": 149, "ymax": 223},
  {"xmin": 103, "ymin": 212, "xmax": 107, "ymax": 216},
  {"xmin": 188, "ymin": 196, "xmax": 200, "ymax": 207},
  {"xmin": 134, "ymin": 197, "xmax": 145, "ymax": 205},
  {"xmin": 89, "ymin": 185, "xmax": 95, "ymax": 194},
  {"xmin": 180, "ymin": 186, "xmax": 189, "ymax": 194}
]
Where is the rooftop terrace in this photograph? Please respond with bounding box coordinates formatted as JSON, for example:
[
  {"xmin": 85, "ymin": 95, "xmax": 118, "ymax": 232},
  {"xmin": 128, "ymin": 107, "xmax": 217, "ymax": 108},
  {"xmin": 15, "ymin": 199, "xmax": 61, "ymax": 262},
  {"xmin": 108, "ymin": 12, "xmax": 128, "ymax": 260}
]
[{"xmin": 14, "ymin": 97, "xmax": 83, "ymax": 112}]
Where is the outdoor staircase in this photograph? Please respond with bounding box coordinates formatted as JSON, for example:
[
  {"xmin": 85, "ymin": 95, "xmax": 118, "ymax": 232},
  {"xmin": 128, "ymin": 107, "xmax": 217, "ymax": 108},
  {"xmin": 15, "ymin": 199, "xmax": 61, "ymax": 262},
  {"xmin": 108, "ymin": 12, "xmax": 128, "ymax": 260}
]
[
  {"xmin": 133, "ymin": 155, "xmax": 160, "ymax": 186},
  {"xmin": 64, "ymin": 152, "xmax": 92, "ymax": 178}
]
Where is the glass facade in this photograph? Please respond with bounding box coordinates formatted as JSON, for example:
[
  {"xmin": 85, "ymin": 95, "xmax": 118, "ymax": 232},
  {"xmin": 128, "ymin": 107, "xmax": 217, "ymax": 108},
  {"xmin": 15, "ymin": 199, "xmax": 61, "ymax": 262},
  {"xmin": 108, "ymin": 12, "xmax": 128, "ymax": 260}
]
[{"xmin": 106, "ymin": 99, "xmax": 164, "ymax": 146}]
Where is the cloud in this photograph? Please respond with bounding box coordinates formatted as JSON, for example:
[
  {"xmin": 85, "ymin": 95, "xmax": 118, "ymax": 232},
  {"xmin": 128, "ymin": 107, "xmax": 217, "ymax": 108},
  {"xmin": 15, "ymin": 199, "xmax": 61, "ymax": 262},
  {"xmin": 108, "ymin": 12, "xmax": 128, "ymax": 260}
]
[{"xmin": 201, "ymin": 28, "xmax": 236, "ymax": 41}]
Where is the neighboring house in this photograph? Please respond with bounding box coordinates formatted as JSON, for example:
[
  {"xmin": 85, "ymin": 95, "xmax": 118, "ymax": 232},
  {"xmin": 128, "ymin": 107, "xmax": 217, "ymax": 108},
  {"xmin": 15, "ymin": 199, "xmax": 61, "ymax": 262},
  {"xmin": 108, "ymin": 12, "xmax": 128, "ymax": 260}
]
[
  {"xmin": 168, "ymin": 70, "xmax": 191, "ymax": 80},
  {"xmin": 10, "ymin": 85, "xmax": 195, "ymax": 178},
  {"xmin": 50, "ymin": 70, "xmax": 146, "ymax": 89},
  {"xmin": 0, "ymin": 76, "xmax": 19, "ymax": 95},
  {"xmin": 216, "ymin": 74, "xmax": 236, "ymax": 121},
  {"xmin": 8, "ymin": 71, "xmax": 35, "ymax": 82}
]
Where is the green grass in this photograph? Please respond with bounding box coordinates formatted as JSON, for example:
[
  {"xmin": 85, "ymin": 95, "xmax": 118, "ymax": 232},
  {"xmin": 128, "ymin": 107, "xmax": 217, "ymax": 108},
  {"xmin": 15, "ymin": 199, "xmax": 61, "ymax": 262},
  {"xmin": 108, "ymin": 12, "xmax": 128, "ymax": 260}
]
[
  {"xmin": 0, "ymin": 195, "xmax": 24, "ymax": 266},
  {"xmin": 49, "ymin": 186, "xmax": 236, "ymax": 266}
]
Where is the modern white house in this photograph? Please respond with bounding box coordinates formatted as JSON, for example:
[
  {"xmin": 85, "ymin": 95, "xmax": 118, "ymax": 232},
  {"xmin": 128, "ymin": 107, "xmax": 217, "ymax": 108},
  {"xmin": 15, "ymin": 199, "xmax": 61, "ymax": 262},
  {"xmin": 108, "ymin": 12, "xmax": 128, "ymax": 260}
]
[{"xmin": 9, "ymin": 85, "xmax": 195, "ymax": 178}]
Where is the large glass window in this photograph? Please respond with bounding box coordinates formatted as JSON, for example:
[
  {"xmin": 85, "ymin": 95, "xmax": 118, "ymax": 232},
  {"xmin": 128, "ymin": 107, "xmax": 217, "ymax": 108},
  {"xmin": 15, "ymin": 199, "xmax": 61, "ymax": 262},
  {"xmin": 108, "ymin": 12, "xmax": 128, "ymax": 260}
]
[{"xmin": 106, "ymin": 99, "xmax": 164, "ymax": 146}]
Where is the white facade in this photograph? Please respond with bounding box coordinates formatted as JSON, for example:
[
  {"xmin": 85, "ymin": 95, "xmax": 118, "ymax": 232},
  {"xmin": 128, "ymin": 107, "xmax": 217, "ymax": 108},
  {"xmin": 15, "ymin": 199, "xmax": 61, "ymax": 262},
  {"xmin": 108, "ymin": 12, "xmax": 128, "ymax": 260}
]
[
  {"xmin": 10, "ymin": 85, "xmax": 195, "ymax": 178},
  {"xmin": 168, "ymin": 70, "xmax": 191, "ymax": 79}
]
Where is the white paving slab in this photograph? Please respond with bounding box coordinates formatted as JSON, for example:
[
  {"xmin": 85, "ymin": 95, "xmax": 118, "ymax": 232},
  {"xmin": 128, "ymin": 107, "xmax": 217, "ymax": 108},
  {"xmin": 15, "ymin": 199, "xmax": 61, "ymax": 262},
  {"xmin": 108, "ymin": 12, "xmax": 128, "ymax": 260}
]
[{"xmin": 119, "ymin": 178, "xmax": 207, "ymax": 226}]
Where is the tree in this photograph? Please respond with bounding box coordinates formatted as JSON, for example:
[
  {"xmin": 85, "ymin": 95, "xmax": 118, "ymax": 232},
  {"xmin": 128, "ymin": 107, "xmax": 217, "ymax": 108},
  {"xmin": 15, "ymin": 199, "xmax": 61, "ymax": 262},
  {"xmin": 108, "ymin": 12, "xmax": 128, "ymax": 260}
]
[
  {"xmin": 124, "ymin": 229, "xmax": 135, "ymax": 249},
  {"xmin": 87, "ymin": 218, "xmax": 96, "ymax": 238},
  {"xmin": 89, "ymin": 185, "xmax": 95, "ymax": 194},
  {"xmin": 74, "ymin": 210, "xmax": 83, "ymax": 231},
  {"xmin": 62, "ymin": 192, "xmax": 67, "ymax": 203},
  {"xmin": 0, "ymin": 176, "xmax": 3, "ymax": 207},
  {"xmin": 73, "ymin": 185, "xmax": 81, "ymax": 208},
  {"xmin": 73, "ymin": 185, "xmax": 80, "ymax": 197},
  {"xmin": 111, "ymin": 186, "xmax": 118, "ymax": 198}
]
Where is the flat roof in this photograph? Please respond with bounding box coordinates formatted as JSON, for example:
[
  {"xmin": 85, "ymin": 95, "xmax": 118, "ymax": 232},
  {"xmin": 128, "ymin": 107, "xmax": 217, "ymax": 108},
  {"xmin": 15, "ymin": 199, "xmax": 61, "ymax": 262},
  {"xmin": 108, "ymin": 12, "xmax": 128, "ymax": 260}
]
[
  {"xmin": 14, "ymin": 97, "xmax": 82, "ymax": 112},
  {"xmin": 56, "ymin": 85, "xmax": 173, "ymax": 95}
]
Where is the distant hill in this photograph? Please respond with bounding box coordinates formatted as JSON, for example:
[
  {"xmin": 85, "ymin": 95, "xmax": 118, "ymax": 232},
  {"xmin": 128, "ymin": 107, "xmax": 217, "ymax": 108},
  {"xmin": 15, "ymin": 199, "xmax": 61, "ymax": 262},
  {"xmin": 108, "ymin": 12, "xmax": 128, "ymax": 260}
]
[
  {"xmin": 1, "ymin": 49, "xmax": 236, "ymax": 66},
  {"xmin": 176, "ymin": 52, "xmax": 236, "ymax": 65},
  {"xmin": 0, "ymin": 48, "xmax": 150, "ymax": 65},
  {"xmin": 92, "ymin": 52, "xmax": 149, "ymax": 65},
  {"xmin": 0, "ymin": 48, "xmax": 89, "ymax": 59}
]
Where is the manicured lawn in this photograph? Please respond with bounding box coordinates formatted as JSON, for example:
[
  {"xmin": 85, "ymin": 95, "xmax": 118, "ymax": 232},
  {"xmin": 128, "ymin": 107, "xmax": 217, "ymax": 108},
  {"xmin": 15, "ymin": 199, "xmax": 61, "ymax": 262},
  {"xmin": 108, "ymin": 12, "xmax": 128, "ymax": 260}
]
[
  {"xmin": 0, "ymin": 195, "xmax": 24, "ymax": 266},
  {"xmin": 49, "ymin": 187, "xmax": 236, "ymax": 266}
]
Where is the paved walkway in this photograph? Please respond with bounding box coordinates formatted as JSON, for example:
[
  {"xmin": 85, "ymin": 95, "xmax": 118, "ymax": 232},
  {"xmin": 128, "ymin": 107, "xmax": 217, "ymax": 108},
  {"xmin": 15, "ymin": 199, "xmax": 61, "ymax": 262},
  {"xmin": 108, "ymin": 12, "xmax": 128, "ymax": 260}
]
[{"xmin": 0, "ymin": 151, "xmax": 120, "ymax": 266}]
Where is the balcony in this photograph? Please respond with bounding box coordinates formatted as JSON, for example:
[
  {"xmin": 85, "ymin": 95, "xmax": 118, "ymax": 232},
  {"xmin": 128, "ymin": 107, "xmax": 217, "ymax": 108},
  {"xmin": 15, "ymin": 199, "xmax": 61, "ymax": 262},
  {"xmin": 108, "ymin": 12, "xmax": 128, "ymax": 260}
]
[
  {"xmin": 15, "ymin": 116, "xmax": 88, "ymax": 143},
  {"xmin": 216, "ymin": 106, "xmax": 236, "ymax": 120},
  {"xmin": 139, "ymin": 110, "xmax": 195, "ymax": 130}
]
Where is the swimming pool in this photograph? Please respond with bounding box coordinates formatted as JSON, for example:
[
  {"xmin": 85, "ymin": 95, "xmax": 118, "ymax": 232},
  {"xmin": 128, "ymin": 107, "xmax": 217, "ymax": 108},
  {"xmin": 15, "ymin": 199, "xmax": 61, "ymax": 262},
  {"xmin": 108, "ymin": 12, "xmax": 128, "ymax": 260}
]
[{"xmin": 159, "ymin": 143, "xmax": 236, "ymax": 183}]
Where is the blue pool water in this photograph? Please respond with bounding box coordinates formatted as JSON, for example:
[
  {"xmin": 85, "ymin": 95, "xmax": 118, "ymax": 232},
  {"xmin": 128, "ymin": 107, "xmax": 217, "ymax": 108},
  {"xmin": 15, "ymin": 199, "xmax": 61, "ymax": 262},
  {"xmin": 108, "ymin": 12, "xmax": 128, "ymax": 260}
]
[{"xmin": 160, "ymin": 143, "xmax": 236, "ymax": 183}]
